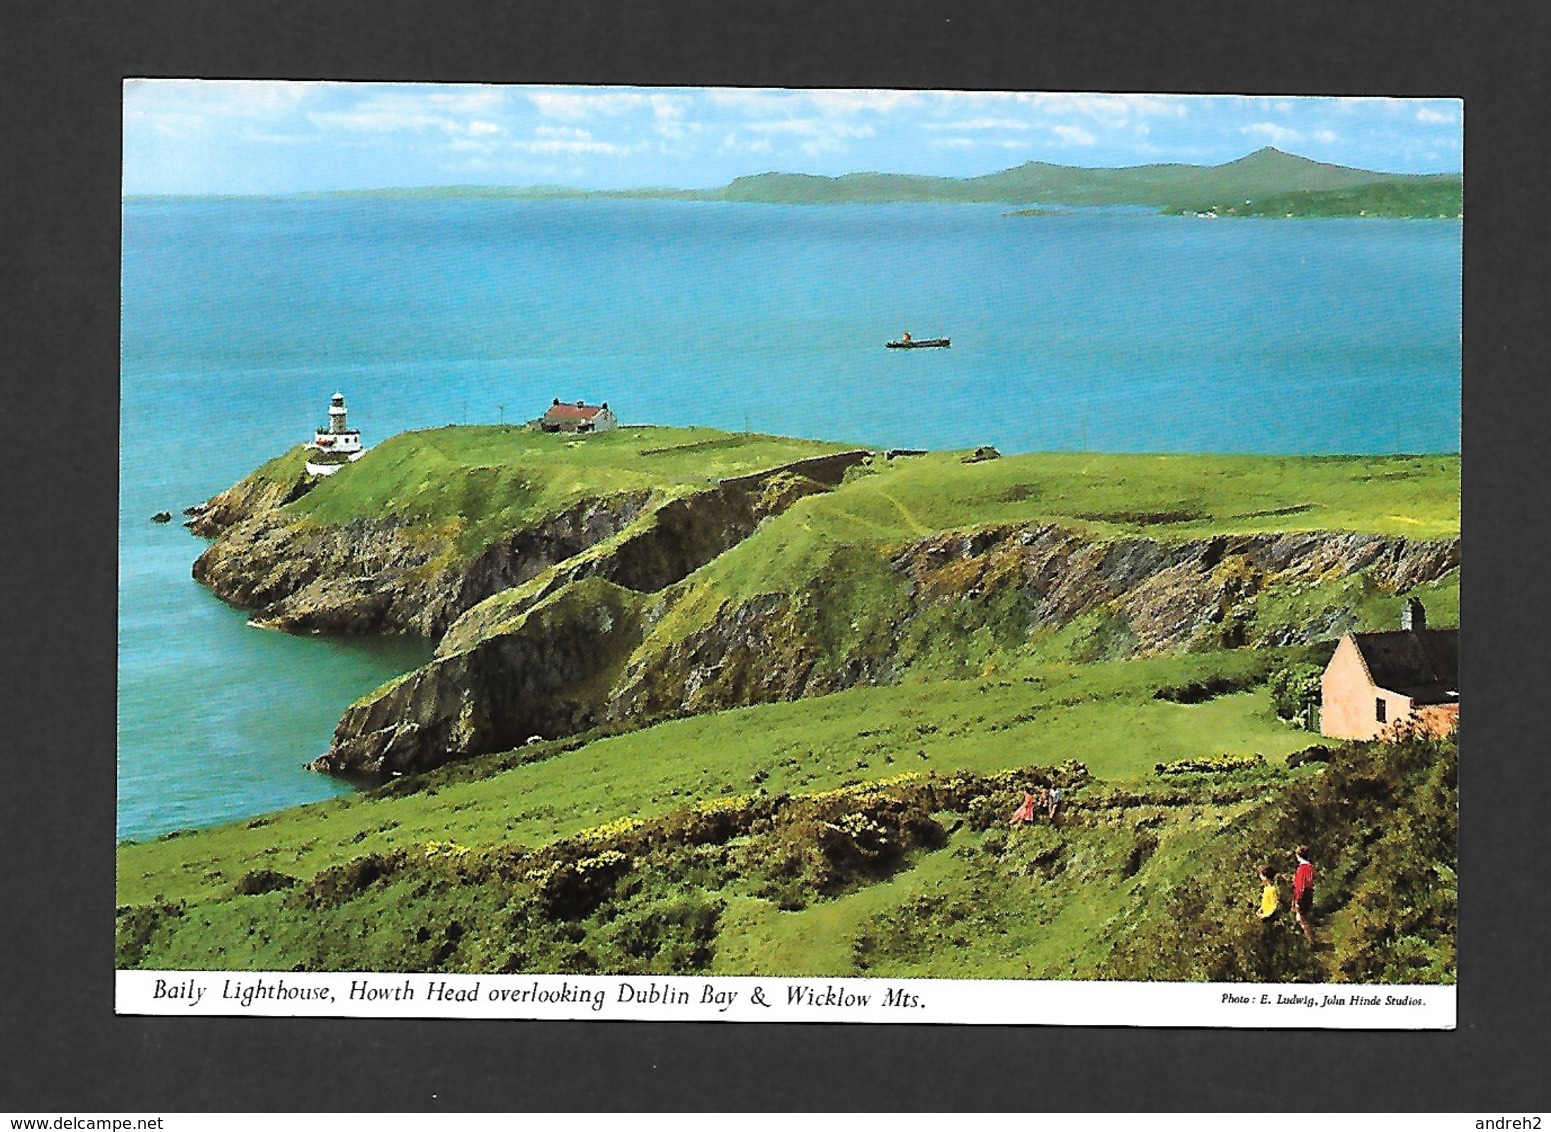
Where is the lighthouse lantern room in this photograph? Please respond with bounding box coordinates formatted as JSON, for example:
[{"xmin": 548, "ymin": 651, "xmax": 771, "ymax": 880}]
[{"xmin": 305, "ymin": 391, "xmax": 368, "ymax": 475}]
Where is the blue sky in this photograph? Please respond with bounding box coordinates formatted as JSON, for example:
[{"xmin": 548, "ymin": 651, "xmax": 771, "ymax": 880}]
[{"xmin": 123, "ymin": 82, "xmax": 1464, "ymax": 196}]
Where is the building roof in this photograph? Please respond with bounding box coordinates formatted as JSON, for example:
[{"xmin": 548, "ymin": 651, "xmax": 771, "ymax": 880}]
[
  {"xmin": 543, "ymin": 402, "xmax": 607, "ymax": 421},
  {"xmin": 1350, "ymin": 628, "xmax": 1459, "ymax": 704}
]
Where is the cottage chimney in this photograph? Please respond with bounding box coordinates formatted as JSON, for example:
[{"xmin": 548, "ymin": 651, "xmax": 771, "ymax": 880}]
[
  {"xmin": 1401, "ymin": 597, "xmax": 1426, "ymax": 632},
  {"xmin": 553, "ymin": 398, "xmax": 561, "ymax": 406},
  {"xmin": 577, "ymin": 400, "xmax": 586, "ymax": 408}
]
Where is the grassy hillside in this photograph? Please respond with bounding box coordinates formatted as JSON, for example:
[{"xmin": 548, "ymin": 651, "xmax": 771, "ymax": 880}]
[
  {"xmin": 1174, "ymin": 179, "xmax": 1463, "ymax": 220},
  {"xmin": 708, "ymin": 149, "xmax": 1456, "ymax": 214},
  {"xmin": 112, "ymin": 697, "xmax": 1451, "ymax": 980},
  {"xmin": 118, "ymin": 648, "xmax": 1348, "ymax": 970},
  {"xmin": 116, "ymin": 649, "xmax": 1297, "ymax": 906},
  {"xmin": 138, "ymin": 433, "xmax": 1460, "ymax": 979},
  {"xmin": 286, "ymin": 425, "xmax": 855, "ymax": 558},
  {"xmin": 637, "ymin": 449, "xmax": 1459, "ymax": 661}
]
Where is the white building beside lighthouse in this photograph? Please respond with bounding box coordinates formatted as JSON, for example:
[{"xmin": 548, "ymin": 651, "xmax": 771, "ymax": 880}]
[{"xmin": 305, "ymin": 391, "xmax": 369, "ymax": 476}]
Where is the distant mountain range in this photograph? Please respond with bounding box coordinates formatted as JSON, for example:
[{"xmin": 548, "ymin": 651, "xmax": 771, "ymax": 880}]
[
  {"xmin": 131, "ymin": 148, "xmax": 1463, "ymax": 218},
  {"xmin": 708, "ymin": 147, "xmax": 1461, "ymax": 214}
]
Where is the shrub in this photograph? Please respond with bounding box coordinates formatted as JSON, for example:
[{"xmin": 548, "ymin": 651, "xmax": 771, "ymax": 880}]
[
  {"xmin": 1285, "ymin": 744, "xmax": 1334, "ymax": 768},
  {"xmin": 533, "ymin": 850, "xmax": 632, "ymax": 919},
  {"xmin": 115, "ymin": 901, "xmax": 184, "ymax": 968},
  {"xmin": 1154, "ymin": 753, "xmax": 1266, "ymax": 776},
  {"xmin": 232, "ymin": 869, "xmax": 299, "ymax": 896},
  {"xmin": 1269, "ymin": 662, "xmax": 1323, "ymax": 721},
  {"xmin": 296, "ymin": 852, "xmax": 405, "ymax": 908},
  {"xmin": 604, "ymin": 895, "xmax": 723, "ymax": 972},
  {"xmin": 1102, "ymin": 733, "xmax": 1456, "ymax": 984}
]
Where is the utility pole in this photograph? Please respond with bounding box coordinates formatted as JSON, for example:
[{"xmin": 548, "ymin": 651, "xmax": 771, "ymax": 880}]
[{"xmin": 498, "ymin": 403, "xmax": 506, "ymax": 426}]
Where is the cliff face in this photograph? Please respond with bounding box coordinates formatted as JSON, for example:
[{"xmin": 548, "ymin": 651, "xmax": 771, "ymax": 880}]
[
  {"xmin": 315, "ymin": 518, "xmax": 1459, "ymax": 776},
  {"xmin": 302, "ymin": 456, "xmax": 870, "ymax": 773},
  {"xmin": 193, "ymin": 494, "xmax": 652, "ymax": 637},
  {"xmin": 603, "ymin": 526, "xmax": 1460, "ymax": 722},
  {"xmin": 185, "ymin": 452, "xmax": 316, "ymax": 537},
  {"xmin": 314, "ymin": 579, "xmax": 646, "ymax": 775},
  {"xmin": 191, "ymin": 448, "xmax": 868, "ymax": 640}
]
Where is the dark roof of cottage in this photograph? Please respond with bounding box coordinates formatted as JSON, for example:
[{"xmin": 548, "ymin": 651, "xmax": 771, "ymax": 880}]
[
  {"xmin": 1351, "ymin": 628, "xmax": 1459, "ymax": 704},
  {"xmin": 544, "ymin": 402, "xmax": 606, "ymax": 420}
]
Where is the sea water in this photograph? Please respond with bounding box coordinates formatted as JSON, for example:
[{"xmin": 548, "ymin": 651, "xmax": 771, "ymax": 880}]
[{"xmin": 119, "ymin": 197, "xmax": 1461, "ymax": 838}]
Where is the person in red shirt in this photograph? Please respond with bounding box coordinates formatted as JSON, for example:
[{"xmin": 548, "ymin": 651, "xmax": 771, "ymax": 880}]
[{"xmin": 1292, "ymin": 846, "xmax": 1316, "ymax": 942}]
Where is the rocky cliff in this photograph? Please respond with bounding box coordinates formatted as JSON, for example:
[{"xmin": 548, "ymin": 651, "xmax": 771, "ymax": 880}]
[
  {"xmin": 193, "ymin": 492, "xmax": 652, "ymax": 637},
  {"xmin": 602, "ymin": 525, "xmax": 1459, "ymax": 721},
  {"xmin": 314, "ymin": 518, "xmax": 1459, "ymax": 776},
  {"xmin": 190, "ymin": 446, "xmax": 868, "ymax": 639}
]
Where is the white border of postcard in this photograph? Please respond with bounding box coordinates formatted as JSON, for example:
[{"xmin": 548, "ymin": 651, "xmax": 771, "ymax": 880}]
[{"xmin": 119, "ymin": 971, "xmax": 1455, "ymax": 1028}]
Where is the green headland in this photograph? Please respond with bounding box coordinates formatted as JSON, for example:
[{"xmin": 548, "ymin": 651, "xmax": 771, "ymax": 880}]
[{"xmin": 124, "ymin": 426, "xmax": 1459, "ymax": 983}]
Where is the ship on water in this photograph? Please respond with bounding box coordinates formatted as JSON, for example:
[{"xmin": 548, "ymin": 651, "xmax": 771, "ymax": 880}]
[{"xmin": 886, "ymin": 331, "xmax": 950, "ymax": 349}]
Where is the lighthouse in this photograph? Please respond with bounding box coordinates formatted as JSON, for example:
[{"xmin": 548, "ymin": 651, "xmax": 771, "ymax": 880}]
[{"xmin": 305, "ymin": 391, "xmax": 368, "ymax": 475}]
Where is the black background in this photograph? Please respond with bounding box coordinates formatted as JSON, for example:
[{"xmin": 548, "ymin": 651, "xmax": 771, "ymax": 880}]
[{"xmin": 2, "ymin": 0, "xmax": 1546, "ymax": 1113}]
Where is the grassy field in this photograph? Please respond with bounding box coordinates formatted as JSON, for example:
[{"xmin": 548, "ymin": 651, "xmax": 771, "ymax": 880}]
[
  {"xmin": 117, "ymin": 707, "xmax": 1454, "ymax": 983},
  {"xmin": 287, "ymin": 425, "xmax": 856, "ymax": 559},
  {"xmin": 117, "ymin": 648, "xmax": 1317, "ymax": 910}
]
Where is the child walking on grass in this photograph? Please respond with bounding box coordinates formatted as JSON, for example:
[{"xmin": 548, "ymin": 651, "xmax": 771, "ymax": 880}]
[
  {"xmin": 1292, "ymin": 846, "xmax": 1316, "ymax": 942},
  {"xmin": 1256, "ymin": 865, "xmax": 1280, "ymax": 922}
]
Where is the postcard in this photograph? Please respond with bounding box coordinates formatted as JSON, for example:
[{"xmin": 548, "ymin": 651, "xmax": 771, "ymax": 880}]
[{"xmin": 117, "ymin": 82, "xmax": 1461, "ymax": 1028}]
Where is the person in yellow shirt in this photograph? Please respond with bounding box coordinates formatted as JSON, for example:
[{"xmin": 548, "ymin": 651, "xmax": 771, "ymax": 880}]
[{"xmin": 1257, "ymin": 865, "xmax": 1281, "ymax": 922}]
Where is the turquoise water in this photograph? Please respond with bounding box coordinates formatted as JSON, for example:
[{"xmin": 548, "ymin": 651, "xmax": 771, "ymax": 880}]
[{"xmin": 119, "ymin": 198, "xmax": 1461, "ymax": 838}]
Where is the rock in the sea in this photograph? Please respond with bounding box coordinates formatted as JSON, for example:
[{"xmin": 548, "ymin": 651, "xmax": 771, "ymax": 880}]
[{"xmin": 150, "ymin": 511, "xmax": 172, "ymax": 523}]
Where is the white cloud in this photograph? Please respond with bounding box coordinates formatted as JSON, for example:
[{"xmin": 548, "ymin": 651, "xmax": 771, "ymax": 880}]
[
  {"xmin": 448, "ymin": 137, "xmax": 500, "ymax": 154},
  {"xmin": 650, "ymin": 94, "xmax": 690, "ymax": 120},
  {"xmin": 306, "ymin": 91, "xmax": 512, "ymax": 137},
  {"xmin": 424, "ymin": 88, "xmax": 504, "ymax": 113},
  {"xmin": 519, "ymin": 138, "xmax": 634, "ymax": 156},
  {"xmin": 126, "ymin": 79, "xmax": 331, "ymax": 139},
  {"xmin": 1241, "ymin": 122, "xmax": 1303, "ymax": 146},
  {"xmin": 1416, "ymin": 107, "xmax": 1454, "ymax": 124},
  {"xmin": 307, "ymin": 108, "xmax": 491, "ymax": 135},
  {"xmin": 718, "ymin": 132, "xmax": 773, "ymax": 155},
  {"xmin": 746, "ymin": 118, "xmax": 873, "ymax": 138},
  {"xmin": 1312, "ymin": 129, "xmax": 1339, "ymax": 144},
  {"xmin": 1052, "ymin": 124, "xmax": 1097, "ymax": 146},
  {"xmin": 1332, "ymin": 96, "xmax": 1403, "ymax": 114},
  {"xmin": 1029, "ymin": 92, "xmax": 1189, "ymax": 120},
  {"xmin": 805, "ymin": 89, "xmax": 923, "ymax": 114},
  {"xmin": 738, "ymin": 116, "xmax": 876, "ymax": 156},
  {"xmin": 922, "ymin": 118, "xmax": 1034, "ymax": 132},
  {"xmin": 528, "ymin": 90, "xmax": 653, "ymax": 119}
]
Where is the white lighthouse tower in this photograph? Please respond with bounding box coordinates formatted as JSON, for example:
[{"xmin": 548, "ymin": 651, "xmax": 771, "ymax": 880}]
[{"xmin": 305, "ymin": 391, "xmax": 368, "ymax": 476}]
